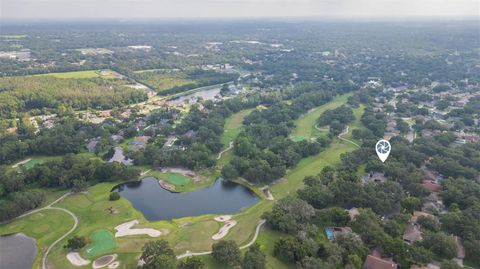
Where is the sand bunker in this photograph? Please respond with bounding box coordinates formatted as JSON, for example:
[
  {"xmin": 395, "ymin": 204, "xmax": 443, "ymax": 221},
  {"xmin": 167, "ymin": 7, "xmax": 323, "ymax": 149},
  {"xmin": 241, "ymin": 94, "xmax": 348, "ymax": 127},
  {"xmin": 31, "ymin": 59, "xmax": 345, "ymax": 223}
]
[
  {"xmin": 92, "ymin": 254, "xmax": 117, "ymax": 269},
  {"xmin": 108, "ymin": 261, "xmax": 120, "ymax": 268},
  {"xmin": 214, "ymin": 215, "xmax": 232, "ymax": 222},
  {"xmin": 115, "ymin": 219, "xmax": 161, "ymax": 237},
  {"xmin": 212, "ymin": 220, "xmax": 237, "ymax": 240},
  {"xmin": 261, "ymin": 186, "xmax": 274, "ymax": 200},
  {"xmin": 160, "ymin": 167, "xmax": 201, "ymax": 182},
  {"xmin": 66, "ymin": 252, "xmax": 90, "ymax": 266}
]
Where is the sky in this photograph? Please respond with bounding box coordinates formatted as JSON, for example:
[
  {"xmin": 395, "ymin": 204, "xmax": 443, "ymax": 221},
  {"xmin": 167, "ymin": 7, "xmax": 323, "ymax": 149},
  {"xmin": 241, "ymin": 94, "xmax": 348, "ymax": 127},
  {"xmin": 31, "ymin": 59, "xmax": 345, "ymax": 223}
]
[{"xmin": 1, "ymin": 0, "xmax": 479, "ymax": 20}]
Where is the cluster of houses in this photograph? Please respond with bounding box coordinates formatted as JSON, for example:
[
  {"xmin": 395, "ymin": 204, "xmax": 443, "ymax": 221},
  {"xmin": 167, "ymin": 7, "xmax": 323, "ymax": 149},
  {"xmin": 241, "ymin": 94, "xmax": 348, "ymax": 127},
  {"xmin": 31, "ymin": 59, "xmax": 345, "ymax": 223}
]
[{"xmin": 349, "ymin": 165, "xmax": 466, "ymax": 268}]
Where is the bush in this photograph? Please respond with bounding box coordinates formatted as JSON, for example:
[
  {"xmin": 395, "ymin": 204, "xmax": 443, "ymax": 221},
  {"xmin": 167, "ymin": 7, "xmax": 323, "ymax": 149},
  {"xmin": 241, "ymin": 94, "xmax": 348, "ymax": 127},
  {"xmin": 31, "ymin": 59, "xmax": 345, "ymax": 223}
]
[
  {"xmin": 109, "ymin": 192, "xmax": 120, "ymax": 201},
  {"xmin": 64, "ymin": 236, "xmax": 86, "ymax": 250}
]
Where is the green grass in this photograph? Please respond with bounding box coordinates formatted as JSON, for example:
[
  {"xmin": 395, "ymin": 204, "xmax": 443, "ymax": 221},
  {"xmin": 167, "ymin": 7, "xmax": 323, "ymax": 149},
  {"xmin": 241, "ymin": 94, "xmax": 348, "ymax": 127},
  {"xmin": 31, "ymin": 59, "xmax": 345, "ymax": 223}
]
[
  {"xmin": 84, "ymin": 229, "xmax": 117, "ymax": 258},
  {"xmin": 0, "ymin": 95, "xmax": 363, "ymax": 269},
  {"xmin": 33, "ymin": 70, "xmax": 118, "ymax": 79},
  {"xmin": 343, "ymin": 104, "xmax": 366, "ymax": 143},
  {"xmin": 221, "ymin": 109, "xmax": 254, "ymax": 147},
  {"xmin": 218, "ymin": 109, "xmax": 254, "ymax": 166},
  {"xmin": 0, "ymin": 210, "xmax": 75, "ymax": 269},
  {"xmin": 23, "ymin": 159, "xmax": 46, "ymax": 169},
  {"xmin": 292, "ymin": 93, "xmax": 352, "ymax": 141},
  {"xmin": 165, "ymin": 173, "xmax": 191, "ymax": 185}
]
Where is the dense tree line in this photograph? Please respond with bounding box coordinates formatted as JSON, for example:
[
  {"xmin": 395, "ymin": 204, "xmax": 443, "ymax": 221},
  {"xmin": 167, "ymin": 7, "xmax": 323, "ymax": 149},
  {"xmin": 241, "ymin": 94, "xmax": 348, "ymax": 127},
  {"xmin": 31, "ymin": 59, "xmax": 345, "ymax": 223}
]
[
  {"xmin": 0, "ymin": 155, "xmax": 140, "ymax": 221},
  {"xmin": 317, "ymin": 105, "xmax": 355, "ymax": 136},
  {"xmin": 0, "ymin": 76, "xmax": 147, "ymax": 117},
  {"xmin": 0, "ymin": 120, "xmax": 110, "ymax": 165}
]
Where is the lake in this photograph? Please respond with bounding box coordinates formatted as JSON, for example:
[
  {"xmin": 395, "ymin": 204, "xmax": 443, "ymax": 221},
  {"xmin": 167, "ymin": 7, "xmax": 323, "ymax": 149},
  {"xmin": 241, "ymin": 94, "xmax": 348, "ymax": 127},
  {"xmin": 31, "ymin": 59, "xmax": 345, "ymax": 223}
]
[
  {"xmin": 114, "ymin": 177, "xmax": 259, "ymax": 221},
  {"xmin": 169, "ymin": 87, "xmax": 221, "ymax": 105},
  {"xmin": 0, "ymin": 233, "xmax": 37, "ymax": 269}
]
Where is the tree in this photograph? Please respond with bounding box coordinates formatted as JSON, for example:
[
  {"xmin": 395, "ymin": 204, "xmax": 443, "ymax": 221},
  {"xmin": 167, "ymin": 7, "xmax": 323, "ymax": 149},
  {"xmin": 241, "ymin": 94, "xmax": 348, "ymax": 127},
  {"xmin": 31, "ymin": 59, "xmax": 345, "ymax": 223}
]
[
  {"xmin": 109, "ymin": 192, "xmax": 121, "ymax": 201},
  {"xmin": 273, "ymin": 238, "xmax": 307, "ymax": 263},
  {"xmin": 242, "ymin": 243, "xmax": 266, "ymax": 269},
  {"xmin": 421, "ymin": 232, "xmax": 457, "ymax": 259},
  {"xmin": 401, "ymin": 196, "xmax": 421, "ymax": 213},
  {"xmin": 64, "ymin": 236, "xmax": 86, "ymax": 250},
  {"xmin": 211, "ymin": 240, "xmax": 241, "ymax": 266},
  {"xmin": 178, "ymin": 256, "xmax": 205, "ymax": 269},
  {"xmin": 263, "ymin": 196, "xmax": 315, "ymax": 234},
  {"xmin": 140, "ymin": 240, "xmax": 176, "ymax": 269}
]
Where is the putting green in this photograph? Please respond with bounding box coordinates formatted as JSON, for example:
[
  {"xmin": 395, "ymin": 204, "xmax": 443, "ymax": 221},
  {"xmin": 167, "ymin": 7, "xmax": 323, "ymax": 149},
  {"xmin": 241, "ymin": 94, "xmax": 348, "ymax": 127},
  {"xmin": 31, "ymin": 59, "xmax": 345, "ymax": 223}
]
[
  {"xmin": 84, "ymin": 229, "xmax": 117, "ymax": 258},
  {"xmin": 164, "ymin": 173, "xmax": 191, "ymax": 185},
  {"xmin": 23, "ymin": 159, "xmax": 45, "ymax": 169}
]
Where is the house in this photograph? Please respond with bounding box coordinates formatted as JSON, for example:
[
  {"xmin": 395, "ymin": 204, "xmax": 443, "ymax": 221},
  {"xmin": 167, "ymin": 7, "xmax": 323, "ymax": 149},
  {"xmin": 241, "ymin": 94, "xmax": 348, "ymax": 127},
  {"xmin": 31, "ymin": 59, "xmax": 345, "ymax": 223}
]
[
  {"xmin": 361, "ymin": 172, "xmax": 387, "ymax": 184},
  {"xmin": 363, "ymin": 254, "xmax": 398, "ymax": 269},
  {"xmin": 403, "ymin": 222, "xmax": 422, "ymax": 244},
  {"xmin": 422, "ymin": 192, "xmax": 445, "ymax": 213},
  {"xmin": 410, "ymin": 211, "xmax": 433, "ymax": 223},
  {"xmin": 325, "ymin": 227, "xmax": 353, "ymax": 240}
]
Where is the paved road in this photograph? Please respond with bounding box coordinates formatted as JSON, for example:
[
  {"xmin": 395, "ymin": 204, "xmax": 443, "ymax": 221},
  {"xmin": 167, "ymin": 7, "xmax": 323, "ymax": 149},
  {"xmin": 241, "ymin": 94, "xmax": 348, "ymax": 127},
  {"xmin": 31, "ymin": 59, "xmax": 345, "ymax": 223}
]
[{"xmin": 176, "ymin": 219, "xmax": 266, "ymax": 259}]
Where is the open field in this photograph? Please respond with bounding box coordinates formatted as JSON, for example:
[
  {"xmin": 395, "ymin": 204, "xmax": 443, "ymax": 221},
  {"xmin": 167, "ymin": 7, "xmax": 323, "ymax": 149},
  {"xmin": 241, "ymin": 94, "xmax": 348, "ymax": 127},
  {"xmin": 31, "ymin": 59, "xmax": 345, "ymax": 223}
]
[
  {"xmin": 33, "ymin": 70, "xmax": 111, "ymax": 79},
  {"xmin": 292, "ymin": 93, "xmax": 352, "ymax": 141}
]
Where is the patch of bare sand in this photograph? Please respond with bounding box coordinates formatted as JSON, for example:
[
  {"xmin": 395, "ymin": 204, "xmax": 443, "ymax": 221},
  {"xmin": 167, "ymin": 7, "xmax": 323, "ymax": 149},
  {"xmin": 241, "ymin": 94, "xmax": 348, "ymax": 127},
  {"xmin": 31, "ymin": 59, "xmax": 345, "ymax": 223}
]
[
  {"xmin": 66, "ymin": 252, "xmax": 90, "ymax": 266},
  {"xmin": 212, "ymin": 220, "xmax": 237, "ymax": 240},
  {"xmin": 114, "ymin": 219, "xmax": 162, "ymax": 237}
]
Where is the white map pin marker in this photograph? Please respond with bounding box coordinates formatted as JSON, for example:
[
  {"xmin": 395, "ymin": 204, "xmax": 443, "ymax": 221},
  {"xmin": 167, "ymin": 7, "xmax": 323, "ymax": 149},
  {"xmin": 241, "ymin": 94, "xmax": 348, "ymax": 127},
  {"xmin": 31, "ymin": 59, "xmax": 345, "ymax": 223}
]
[{"xmin": 375, "ymin": 139, "xmax": 391, "ymax": 163}]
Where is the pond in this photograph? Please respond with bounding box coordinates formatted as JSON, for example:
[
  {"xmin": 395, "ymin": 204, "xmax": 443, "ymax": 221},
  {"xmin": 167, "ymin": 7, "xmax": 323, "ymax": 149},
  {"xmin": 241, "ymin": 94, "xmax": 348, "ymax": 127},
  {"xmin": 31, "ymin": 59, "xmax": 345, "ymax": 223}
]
[
  {"xmin": 169, "ymin": 87, "xmax": 221, "ymax": 105},
  {"xmin": 113, "ymin": 177, "xmax": 259, "ymax": 221},
  {"xmin": 0, "ymin": 233, "xmax": 37, "ymax": 269}
]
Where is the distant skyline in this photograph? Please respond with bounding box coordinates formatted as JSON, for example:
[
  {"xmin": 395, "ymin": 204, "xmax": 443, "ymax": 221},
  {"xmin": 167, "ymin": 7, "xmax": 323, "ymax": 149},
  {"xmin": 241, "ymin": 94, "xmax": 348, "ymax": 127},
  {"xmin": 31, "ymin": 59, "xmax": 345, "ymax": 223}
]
[{"xmin": 1, "ymin": 0, "xmax": 479, "ymax": 20}]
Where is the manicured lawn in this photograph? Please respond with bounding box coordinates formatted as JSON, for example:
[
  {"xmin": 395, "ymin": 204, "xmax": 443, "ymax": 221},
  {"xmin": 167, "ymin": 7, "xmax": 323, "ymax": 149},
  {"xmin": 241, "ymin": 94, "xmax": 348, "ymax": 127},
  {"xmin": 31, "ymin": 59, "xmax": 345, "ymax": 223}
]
[
  {"xmin": 292, "ymin": 93, "xmax": 352, "ymax": 141},
  {"xmin": 343, "ymin": 104, "xmax": 366, "ymax": 143},
  {"xmin": 84, "ymin": 229, "xmax": 117, "ymax": 258},
  {"xmin": 221, "ymin": 109, "xmax": 254, "ymax": 146},
  {"xmin": 0, "ymin": 209, "xmax": 75, "ymax": 269}
]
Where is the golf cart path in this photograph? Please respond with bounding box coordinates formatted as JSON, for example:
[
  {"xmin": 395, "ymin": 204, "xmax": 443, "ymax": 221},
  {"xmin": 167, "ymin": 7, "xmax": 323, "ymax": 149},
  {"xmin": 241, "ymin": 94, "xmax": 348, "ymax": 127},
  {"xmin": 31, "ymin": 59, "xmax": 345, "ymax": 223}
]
[
  {"xmin": 217, "ymin": 142, "xmax": 233, "ymax": 160},
  {"xmin": 176, "ymin": 219, "xmax": 266, "ymax": 259},
  {"xmin": 337, "ymin": 125, "xmax": 360, "ymax": 148},
  {"xmin": 9, "ymin": 192, "xmax": 78, "ymax": 269}
]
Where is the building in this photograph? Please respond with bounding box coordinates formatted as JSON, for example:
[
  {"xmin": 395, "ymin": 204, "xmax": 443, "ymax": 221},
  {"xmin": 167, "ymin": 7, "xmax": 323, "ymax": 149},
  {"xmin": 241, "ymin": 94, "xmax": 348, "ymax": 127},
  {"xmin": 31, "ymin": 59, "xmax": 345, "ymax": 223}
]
[
  {"xmin": 361, "ymin": 172, "xmax": 387, "ymax": 184},
  {"xmin": 325, "ymin": 227, "xmax": 353, "ymax": 241},
  {"xmin": 403, "ymin": 222, "xmax": 422, "ymax": 244}
]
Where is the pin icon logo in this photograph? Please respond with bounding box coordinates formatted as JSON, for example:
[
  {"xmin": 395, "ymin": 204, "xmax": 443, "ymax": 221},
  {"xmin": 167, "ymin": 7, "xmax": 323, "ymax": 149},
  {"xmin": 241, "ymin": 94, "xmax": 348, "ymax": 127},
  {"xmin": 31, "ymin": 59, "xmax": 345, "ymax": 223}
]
[{"xmin": 376, "ymin": 139, "xmax": 391, "ymax": 163}]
